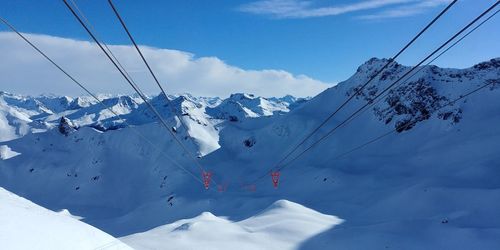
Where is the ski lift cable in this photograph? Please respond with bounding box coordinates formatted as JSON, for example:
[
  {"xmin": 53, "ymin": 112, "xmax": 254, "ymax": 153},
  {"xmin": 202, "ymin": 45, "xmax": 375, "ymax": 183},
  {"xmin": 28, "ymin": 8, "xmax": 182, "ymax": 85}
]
[
  {"xmin": 267, "ymin": 0, "xmax": 459, "ymax": 175},
  {"xmin": 275, "ymin": 1, "xmax": 499, "ymax": 173},
  {"xmin": 64, "ymin": 0, "xmax": 149, "ymax": 106},
  {"xmin": 107, "ymin": 0, "xmax": 194, "ymax": 143},
  {"xmin": 68, "ymin": 0, "xmax": 158, "ymax": 118},
  {"xmin": 106, "ymin": 0, "xmax": 213, "ymax": 181},
  {"xmin": 64, "ymin": 0, "xmax": 215, "ymax": 186},
  {"xmin": 276, "ymin": 72, "xmax": 496, "ymax": 186},
  {"xmin": 249, "ymin": 1, "xmax": 499, "ymax": 186},
  {"xmin": 67, "ymin": 0, "xmax": 176, "ymax": 132},
  {"xmin": 106, "ymin": 0, "xmax": 185, "ymax": 126},
  {"xmin": 334, "ymin": 9, "xmax": 500, "ymax": 156},
  {"xmin": 332, "ymin": 8, "xmax": 500, "ymax": 141},
  {"xmin": 250, "ymin": 0, "xmax": 459, "ymax": 183},
  {"xmin": 61, "ymin": 0, "xmax": 218, "ymax": 188},
  {"xmin": 68, "ymin": 0, "xmax": 144, "ymax": 102},
  {"xmin": 0, "ymin": 16, "xmax": 204, "ymax": 185}
]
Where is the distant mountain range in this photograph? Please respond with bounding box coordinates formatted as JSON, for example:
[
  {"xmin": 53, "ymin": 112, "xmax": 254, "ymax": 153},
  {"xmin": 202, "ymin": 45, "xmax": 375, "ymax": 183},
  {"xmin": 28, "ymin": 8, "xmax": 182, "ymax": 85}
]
[{"xmin": 0, "ymin": 91, "xmax": 308, "ymax": 154}]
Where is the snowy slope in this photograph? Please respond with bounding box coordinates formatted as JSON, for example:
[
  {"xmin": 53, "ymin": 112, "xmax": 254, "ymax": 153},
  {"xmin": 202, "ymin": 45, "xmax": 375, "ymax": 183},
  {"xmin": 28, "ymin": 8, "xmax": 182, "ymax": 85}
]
[
  {"xmin": 203, "ymin": 57, "xmax": 500, "ymax": 249},
  {"xmin": 0, "ymin": 187, "xmax": 132, "ymax": 250},
  {"xmin": 0, "ymin": 95, "xmax": 33, "ymax": 142},
  {"xmin": 122, "ymin": 200, "xmax": 342, "ymax": 250},
  {"xmin": 0, "ymin": 58, "xmax": 499, "ymax": 249}
]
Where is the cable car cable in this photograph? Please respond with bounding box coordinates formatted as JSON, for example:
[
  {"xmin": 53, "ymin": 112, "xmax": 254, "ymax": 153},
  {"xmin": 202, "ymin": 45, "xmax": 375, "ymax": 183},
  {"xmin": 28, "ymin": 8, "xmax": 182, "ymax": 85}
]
[
  {"xmin": 333, "ymin": 80, "xmax": 497, "ymax": 161},
  {"xmin": 61, "ymin": 0, "xmax": 217, "ymax": 188},
  {"xmin": 0, "ymin": 16, "xmax": 204, "ymax": 185},
  {"xmin": 268, "ymin": 0, "xmax": 459, "ymax": 175},
  {"xmin": 331, "ymin": 8, "xmax": 500, "ymax": 141},
  {"xmin": 249, "ymin": 1, "xmax": 499, "ymax": 186},
  {"xmin": 275, "ymin": 1, "xmax": 499, "ymax": 173},
  {"xmin": 106, "ymin": 0, "xmax": 212, "ymax": 177}
]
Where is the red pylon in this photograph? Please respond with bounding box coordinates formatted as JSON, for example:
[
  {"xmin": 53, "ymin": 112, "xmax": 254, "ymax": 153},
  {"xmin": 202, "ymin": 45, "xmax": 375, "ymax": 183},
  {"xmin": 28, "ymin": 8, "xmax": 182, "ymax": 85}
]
[
  {"xmin": 271, "ymin": 171, "xmax": 280, "ymax": 188},
  {"xmin": 240, "ymin": 182, "xmax": 256, "ymax": 192},
  {"xmin": 217, "ymin": 182, "xmax": 229, "ymax": 192},
  {"xmin": 245, "ymin": 184, "xmax": 256, "ymax": 192},
  {"xmin": 202, "ymin": 171, "xmax": 212, "ymax": 190}
]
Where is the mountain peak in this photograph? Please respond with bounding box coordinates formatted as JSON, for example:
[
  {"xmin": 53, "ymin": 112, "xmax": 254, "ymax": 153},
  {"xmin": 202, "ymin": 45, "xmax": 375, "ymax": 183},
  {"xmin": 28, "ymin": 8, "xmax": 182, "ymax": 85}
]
[
  {"xmin": 229, "ymin": 93, "xmax": 256, "ymax": 100},
  {"xmin": 58, "ymin": 116, "xmax": 77, "ymax": 136},
  {"xmin": 472, "ymin": 57, "xmax": 500, "ymax": 71},
  {"xmin": 356, "ymin": 57, "xmax": 398, "ymax": 75}
]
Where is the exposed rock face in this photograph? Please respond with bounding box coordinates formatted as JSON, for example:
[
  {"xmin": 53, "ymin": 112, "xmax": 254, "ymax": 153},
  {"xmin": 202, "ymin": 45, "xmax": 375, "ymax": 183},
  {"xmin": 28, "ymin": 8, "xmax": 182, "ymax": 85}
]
[
  {"xmin": 58, "ymin": 116, "xmax": 77, "ymax": 136},
  {"xmin": 345, "ymin": 57, "xmax": 499, "ymax": 133},
  {"xmin": 373, "ymin": 78, "xmax": 459, "ymax": 132}
]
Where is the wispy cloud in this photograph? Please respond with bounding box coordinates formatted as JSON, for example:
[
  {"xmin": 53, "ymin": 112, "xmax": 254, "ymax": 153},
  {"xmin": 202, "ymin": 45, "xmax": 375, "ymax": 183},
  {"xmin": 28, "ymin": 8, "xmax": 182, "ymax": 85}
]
[
  {"xmin": 0, "ymin": 32, "xmax": 330, "ymax": 97},
  {"xmin": 238, "ymin": 0, "xmax": 450, "ymax": 19},
  {"xmin": 359, "ymin": 0, "xmax": 452, "ymax": 19}
]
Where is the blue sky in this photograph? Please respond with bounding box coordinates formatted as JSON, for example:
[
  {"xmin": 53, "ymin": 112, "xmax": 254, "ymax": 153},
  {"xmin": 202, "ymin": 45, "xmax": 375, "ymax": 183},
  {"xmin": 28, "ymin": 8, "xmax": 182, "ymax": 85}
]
[{"xmin": 0, "ymin": 0, "xmax": 498, "ymax": 97}]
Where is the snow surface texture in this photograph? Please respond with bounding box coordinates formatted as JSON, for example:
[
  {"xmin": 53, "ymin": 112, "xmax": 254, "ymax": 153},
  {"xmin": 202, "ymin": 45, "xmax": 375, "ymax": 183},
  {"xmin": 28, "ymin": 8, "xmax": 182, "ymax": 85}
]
[
  {"xmin": 1, "ymin": 58, "xmax": 499, "ymax": 249},
  {"xmin": 122, "ymin": 200, "xmax": 343, "ymax": 250},
  {"xmin": 0, "ymin": 187, "xmax": 132, "ymax": 250}
]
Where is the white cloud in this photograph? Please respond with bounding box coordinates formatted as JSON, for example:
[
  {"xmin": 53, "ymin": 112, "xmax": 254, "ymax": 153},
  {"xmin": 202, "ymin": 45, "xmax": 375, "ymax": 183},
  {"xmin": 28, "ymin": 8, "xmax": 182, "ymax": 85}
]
[
  {"xmin": 0, "ymin": 32, "xmax": 330, "ymax": 98},
  {"xmin": 238, "ymin": 0, "xmax": 412, "ymax": 18},
  {"xmin": 359, "ymin": 0, "xmax": 452, "ymax": 19},
  {"xmin": 238, "ymin": 0, "xmax": 449, "ymax": 19}
]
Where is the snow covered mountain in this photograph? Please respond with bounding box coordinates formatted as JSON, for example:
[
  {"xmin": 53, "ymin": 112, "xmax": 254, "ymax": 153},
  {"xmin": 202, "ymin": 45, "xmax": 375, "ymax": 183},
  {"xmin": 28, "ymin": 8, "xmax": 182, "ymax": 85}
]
[
  {"xmin": 1, "ymin": 57, "xmax": 499, "ymax": 249},
  {"xmin": 206, "ymin": 93, "xmax": 305, "ymax": 121},
  {"xmin": 0, "ymin": 91, "xmax": 307, "ymax": 155}
]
